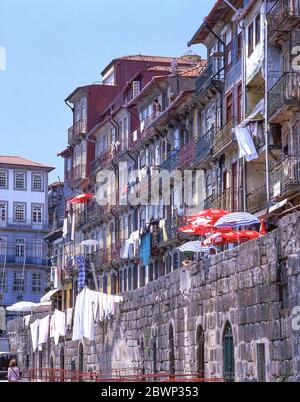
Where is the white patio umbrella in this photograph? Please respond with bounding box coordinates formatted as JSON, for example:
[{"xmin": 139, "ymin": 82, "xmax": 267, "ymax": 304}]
[
  {"xmin": 178, "ymin": 241, "xmax": 211, "ymax": 253},
  {"xmin": 6, "ymin": 301, "xmax": 37, "ymax": 313},
  {"xmin": 214, "ymin": 212, "xmax": 260, "ymax": 229}
]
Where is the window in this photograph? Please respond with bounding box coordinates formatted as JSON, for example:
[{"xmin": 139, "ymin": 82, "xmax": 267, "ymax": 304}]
[
  {"xmin": 225, "ymin": 30, "xmax": 232, "ymax": 68},
  {"xmin": 248, "ymin": 22, "xmax": 254, "ymax": 56},
  {"xmin": 32, "ymin": 273, "xmax": 42, "ymax": 293},
  {"xmin": 255, "ymin": 14, "xmax": 261, "ymax": 46},
  {"xmin": 132, "ymin": 81, "xmax": 140, "ymax": 98},
  {"xmin": 32, "ymin": 204, "xmax": 43, "ymax": 224},
  {"xmin": 13, "ymin": 272, "xmax": 25, "ymax": 292},
  {"xmin": 237, "ymin": 83, "xmax": 243, "ymax": 124},
  {"xmin": 14, "ymin": 203, "xmax": 26, "ymax": 222},
  {"xmin": 237, "ymin": 32, "xmax": 243, "ymax": 60},
  {"xmin": 0, "ymin": 202, "xmax": 7, "ymax": 223},
  {"xmin": 0, "ymin": 170, "xmax": 8, "ymax": 188},
  {"xmin": 0, "ymin": 237, "xmax": 7, "ymax": 255},
  {"xmin": 226, "ymin": 91, "xmax": 234, "ymax": 122},
  {"xmin": 0, "ymin": 272, "xmax": 6, "ymax": 292},
  {"xmin": 32, "ymin": 173, "xmax": 44, "ymax": 191},
  {"xmin": 14, "ymin": 171, "xmax": 26, "ymax": 190},
  {"xmin": 223, "ymin": 322, "xmax": 235, "ymax": 382},
  {"xmin": 15, "ymin": 239, "xmax": 25, "ymax": 258}
]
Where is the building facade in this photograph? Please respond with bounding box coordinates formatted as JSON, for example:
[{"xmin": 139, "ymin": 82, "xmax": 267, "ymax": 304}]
[{"xmin": 0, "ymin": 156, "xmax": 54, "ymax": 318}]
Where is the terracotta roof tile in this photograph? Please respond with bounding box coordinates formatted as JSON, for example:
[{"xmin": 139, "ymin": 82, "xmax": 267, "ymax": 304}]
[
  {"xmin": 147, "ymin": 61, "xmax": 207, "ymax": 78},
  {"xmin": 116, "ymin": 54, "xmax": 200, "ymax": 65},
  {"xmin": 0, "ymin": 155, "xmax": 54, "ymax": 170}
]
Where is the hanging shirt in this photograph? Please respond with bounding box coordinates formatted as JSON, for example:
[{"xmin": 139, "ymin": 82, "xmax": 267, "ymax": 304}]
[
  {"xmin": 38, "ymin": 315, "xmax": 50, "ymax": 350},
  {"xmin": 235, "ymin": 126, "xmax": 258, "ymax": 162},
  {"xmin": 76, "ymin": 255, "xmax": 87, "ymax": 291},
  {"xmin": 140, "ymin": 233, "xmax": 151, "ymax": 266},
  {"xmin": 159, "ymin": 219, "xmax": 168, "ymax": 242},
  {"xmin": 30, "ymin": 320, "xmax": 40, "ymax": 352}
]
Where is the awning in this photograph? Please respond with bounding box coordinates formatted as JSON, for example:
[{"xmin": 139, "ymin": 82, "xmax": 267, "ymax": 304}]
[
  {"xmin": 40, "ymin": 289, "xmax": 59, "ymax": 303},
  {"xmin": 268, "ymin": 199, "xmax": 288, "ymax": 214}
]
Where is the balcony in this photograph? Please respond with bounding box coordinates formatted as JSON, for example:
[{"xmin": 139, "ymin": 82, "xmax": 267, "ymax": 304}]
[
  {"xmin": 90, "ymin": 149, "xmax": 113, "ymax": 175},
  {"xmin": 90, "ymin": 248, "xmax": 112, "ymax": 269},
  {"xmin": 178, "ymin": 139, "xmax": 196, "ymax": 170},
  {"xmin": 195, "ymin": 127, "xmax": 214, "ymax": 168},
  {"xmin": 195, "ymin": 57, "xmax": 224, "ymax": 96},
  {"xmin": 0, "ymin": 255, "xmax": 50, "ymax": 267},
  {"xmin": 212, "ymin": 119, "xmax": 236, "ymax": 159},
  {"xmin": 68, "ymin": 119, "xmax": 87, "ymax": 144},
  {"xmin": 140, "ymin": 112, "xmax": 160, "ymax": 143},
  {"xmin": 270, "ymin": 155, "xmax": 300, "ymax": 200},
  {"xmin": 268, "ymin": 73, "xmax": 300, "ymax": 123},
  {"xmin": 160, "ymin": 150, "xmax": 179, "ymax": 172},
  {"xmin": 66, "ymin": 165, "xmax": 84, "ymax": 186},
  {"xmin": 205, "ymin": 188, "xmax": 239, "ymax": 212},
  {"xmin": 0, "ymin": 219, "xmax": 50, "ymax": 231},
  {"xmin": 268, "ymin": 0, "xmax": 300, "ymax": 45},
  {"xmin": 77, "ymin": 202, "xmax": 112, "ymax": 228},
  {"xmin": 246, "ymin": 185, "xmax": 268, "ymax": 214}
]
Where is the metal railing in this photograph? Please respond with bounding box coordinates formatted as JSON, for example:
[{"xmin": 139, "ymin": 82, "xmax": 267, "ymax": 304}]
[
  {"xmin": 178, "ymin": 139, "xmax": 196, "ymax": 169},
  {"xmin": 213, "ymin": 119, "xmax": 236, "ymax": 157},
  {"xmin": 268, "ymin": 0, "xmax": 300, "ymax": 32},
  {"xmin": 90, "ymin": 149, "xmax": 112, "ymax": 175},
  {"xmin": 77, "ymin": 202, "xmax": 112, "ymax": 227},
  {"xmin": 195, "ymin": 57, "xmax": 224, "ymax": 95},
  {"xmin": 68, "ymin": 119, "xmax": 87, "ymax": 144},
  {"xmin": 65, "ymin": 165, "xmax": 85, "ymax": 186},
  {"xmin": 204, "ymin": 188, "xmax": 239, "ymax": 212},
  {"xmin": 195, "ymin": 127, "xmax": 214, "ymax": 165},
  {"xmin": 246, "ymin": 185, "xmax": 268, "ymax": 214},
  {"xmin": 268, "ymin": 72, "xmax": 300, "ymax": 119},
  {"xmin": 25, "ymin": 368, "xmax": 224, "ymax": 383},
  {"xmin": 160, "ymin": 150, "xmax": 179, "ymax": 172},
  {"xmin": 270, "ymin": 154, "xmax": 300, "ymax": 198},
  {"xmin": 0, "ymin": 255, "xmax": 49, "ymax": 266}
]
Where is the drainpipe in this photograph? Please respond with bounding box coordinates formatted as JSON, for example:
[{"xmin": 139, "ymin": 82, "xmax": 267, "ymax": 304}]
[{"xmin": 264, "ymin": 2, "xmax": 270, "ymax": 205}]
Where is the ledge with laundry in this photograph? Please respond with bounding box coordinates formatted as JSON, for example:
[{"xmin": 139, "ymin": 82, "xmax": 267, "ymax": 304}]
[{"xmin": 7, "ymin": 287, "xmax": 123, "ymax": 353}]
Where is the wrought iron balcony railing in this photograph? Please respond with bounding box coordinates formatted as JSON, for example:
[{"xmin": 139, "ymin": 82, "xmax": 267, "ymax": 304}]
[
  {"xmin": 178, "ymin": 139, "xmax": 196, "ymax": 169},
  {"xmin": 270, "ymin": 154, "xmax": 300, "ymax": 199},
  {"xmin": 195, "ymin": 57, "xmax": 224, "ymax": 95},
  {"xmin": 246, "ymin": 185, "xmax": 268, "ymax": 214},
  {"xmin": 213, "ymin": 119, "xmax": 236, "ymax": 158},
  {"xmin": 65, "ymin": 165, "xmax": 85, "ymax": 186},
  {"xmin": 204, "ymin": 188, "xmax": 239, "ymax": 213},
  {"xmin": 268, "ymin": 0, "xmax": 300, "ymax": 34},
  {"xmin": 268, "ymin": 72, "xmax": 300, "ymax": 121},
  {"xmin": 90, "ymin": 149, "xmax": 112, "ymax": 175},
  {"xmin": 68, "ymin": 119, "xmax": 87, "ymax": 144},
  {"xmin": 77, "ymin": 202, "xmax": 112, "ymax": 227},
  {"xmin": 0, "ymin": 255, "xmax": 50, "ymax": 266},
  {"xmin": 195, "ymin": 127, "xmax": 214, "ymax": 166},
  {"xmin": 160, "ymin": 150, "xmax": 179, "ymax": 172}
]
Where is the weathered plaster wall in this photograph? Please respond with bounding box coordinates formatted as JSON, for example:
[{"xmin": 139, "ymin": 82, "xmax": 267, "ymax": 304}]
[{"xmin": 8, "ymin": 212, "xmax": 300, "ymax": 382}]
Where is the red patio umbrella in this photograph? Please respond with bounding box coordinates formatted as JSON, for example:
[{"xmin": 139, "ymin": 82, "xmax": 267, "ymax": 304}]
[
  {"xmin": 185, "ymin": 209, "xmax": 230, "ymax": 224},
  {"xmin": 68, "ymin": 193, "xmax": 94, "ymax": 204},
  {"xmin": 239, "ymin": 230, "xmax": 260, "ymax": 242}
]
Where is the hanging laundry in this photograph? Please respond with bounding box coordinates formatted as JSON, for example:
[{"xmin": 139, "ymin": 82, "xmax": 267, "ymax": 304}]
[
  {"xmin": 65, "ymin": 256, "xmax": 73, "ymax": 279},
  {"xmin": 159, "ymin": 219, "xmax": 168, "ymax": 242},
  {"xmin": 50, "ymin": 309, "xmax": 66, "ymax": 346},
  {"xmin": 30, "ymin": 320, "xmax": 40, "ymax": 352},
  {"xmin": 130, "ymin": 230, "xmax": 140, "ymax": 257},
  {"xmin": 38, "ymin": 315, "xmax": 50, "ymax": 351},
  {"xmin": 140, "ymin": 233, "xmax": 151, "ymax": 266},
  {"xmin": 62, "ymin": 217, "xmax": 68, "ymax": 238},
  {"xmin": 235, "ymin": 126, "xmax": 258, "ymax": 162},
  {"xmin": 53, "ymin": 267, "xmax": 62, "ymax": 290},
  {"xmin": 66, "ymin": 308, "xmax": 73, "ymax": 329},
  {"xmin": 23, "ymin": 315, "xmax": 31, "ymax": 328},
  {"xmin": 76, "ymin": 255, "xmax": 87, "ymax": 291},
  {"xmin": 71, "ymin": 210, "xmax": 76, "ymax": 241}
]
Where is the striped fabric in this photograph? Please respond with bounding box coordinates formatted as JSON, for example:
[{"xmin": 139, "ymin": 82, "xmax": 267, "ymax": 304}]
[
  {"xmin": 76, "ymin": 255, "xmax": 87, "ymax": 291},
  {"xmin": 214, "ymin": 212, "xmax": 260, "ymax": 229},
  {"xmin": 178, "ymin": 241, "xmax": 211, "ymax": 253}
]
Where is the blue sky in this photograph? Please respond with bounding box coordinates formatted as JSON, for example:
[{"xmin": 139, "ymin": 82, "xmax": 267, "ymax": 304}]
[{"xmin": 0, "ymin": 0, "xmax": 215, "ymax": 182}]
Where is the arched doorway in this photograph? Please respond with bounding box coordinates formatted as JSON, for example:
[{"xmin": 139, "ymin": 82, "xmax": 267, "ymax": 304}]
[
  {"xmin": 168, "ymin": 324, "xmax": 175, "ymax": 375},
  {"xmin": 223, "ymin": 322, "xmax": 235, "ymax": 382},
  {"xmin": 49, "ymin": 355, "xmax": 54, "ymax": 382},
  {"xmin": 196, "ymin": 326, "xmax": 205, "ymax": 378}
]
